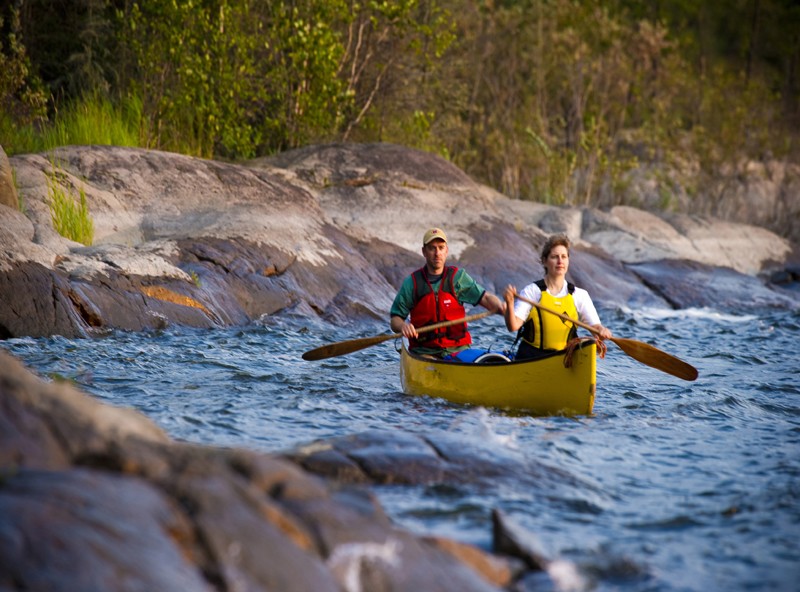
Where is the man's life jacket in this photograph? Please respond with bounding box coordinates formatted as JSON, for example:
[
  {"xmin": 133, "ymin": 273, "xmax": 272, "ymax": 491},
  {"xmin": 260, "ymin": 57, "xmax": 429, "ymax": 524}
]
[
  {"xmin": 519, "ymin": 280, "xmax": 578, "ymax": 350},
  {"xmin": 408, "ymin": 266, "xmax": 472, "ymax": 350}
]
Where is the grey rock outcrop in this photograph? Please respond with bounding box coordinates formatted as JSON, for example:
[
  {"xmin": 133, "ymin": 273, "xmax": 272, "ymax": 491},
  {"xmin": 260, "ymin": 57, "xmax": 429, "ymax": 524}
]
[
  {"xmin": 1, "ymin": 349, "xmax": 526, "ymax": 591},
  {"xmin": 0, "ymin": 145, "xmax": 17, "ymax": 210},
  {"xmin": 1, "ymin": 143, "xmax": 798, "ymax": 339}
]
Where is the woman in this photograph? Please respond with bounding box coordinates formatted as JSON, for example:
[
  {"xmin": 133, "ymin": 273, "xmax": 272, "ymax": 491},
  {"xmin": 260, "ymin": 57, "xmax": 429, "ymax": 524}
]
[{"xmin": 504, "ymin": 234, "xmax": 612, "ymax": 360}]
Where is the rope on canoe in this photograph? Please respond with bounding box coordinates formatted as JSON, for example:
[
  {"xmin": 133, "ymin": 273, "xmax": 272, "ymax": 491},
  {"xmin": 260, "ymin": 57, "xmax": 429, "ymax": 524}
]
[{"xmin": 563, "ymin": 337, "xmax": 606, "ymax": 368}]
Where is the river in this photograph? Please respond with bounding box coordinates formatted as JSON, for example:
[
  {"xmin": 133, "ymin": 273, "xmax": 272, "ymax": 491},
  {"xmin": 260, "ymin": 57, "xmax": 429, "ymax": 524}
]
[{"xmin": 2, "ymin": 304, "xmax": 798, "ymax": 591}]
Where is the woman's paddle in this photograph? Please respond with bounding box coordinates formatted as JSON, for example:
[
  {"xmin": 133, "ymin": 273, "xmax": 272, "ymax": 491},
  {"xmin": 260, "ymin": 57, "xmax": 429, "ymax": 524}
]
[
  {"xmin": 302, "ymin": 310, "xmax": 496, "ymax": 361},
  {"xmin": 515, "ymin": 294, "xmax": 698, "ymax": 381}
]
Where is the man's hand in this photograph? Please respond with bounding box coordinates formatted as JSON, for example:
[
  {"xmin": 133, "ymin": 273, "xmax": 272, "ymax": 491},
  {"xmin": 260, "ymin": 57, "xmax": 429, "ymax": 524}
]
[
  {"xmin": 391, "ymin": 316, "xmax": 418, "ymax": 338},
  {"xmin": 480, "ymin": 291, "xmax": 506, "ymax": 315}
]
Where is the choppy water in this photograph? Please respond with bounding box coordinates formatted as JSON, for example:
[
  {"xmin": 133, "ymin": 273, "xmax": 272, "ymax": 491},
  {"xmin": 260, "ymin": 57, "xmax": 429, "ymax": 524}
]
[{"xmin": 3, "ymin": 305, "xmax": 799, "ymax": 591}]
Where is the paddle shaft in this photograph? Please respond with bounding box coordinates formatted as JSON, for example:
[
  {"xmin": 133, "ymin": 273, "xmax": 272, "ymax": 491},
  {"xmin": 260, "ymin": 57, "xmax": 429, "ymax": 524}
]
[
  {"xmin": 514, "ymin": 294, "xmax": 698, "ymax": 381},
  {"xmin": 302, "ymin": 309, "xmax": 495, "ymax": 361}
]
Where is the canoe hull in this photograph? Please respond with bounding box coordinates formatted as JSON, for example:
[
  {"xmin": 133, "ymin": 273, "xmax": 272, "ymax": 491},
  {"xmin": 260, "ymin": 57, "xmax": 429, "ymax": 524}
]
[{"xmin": 400, "ymin": 342, "xmax": 596, "ymax": 416}]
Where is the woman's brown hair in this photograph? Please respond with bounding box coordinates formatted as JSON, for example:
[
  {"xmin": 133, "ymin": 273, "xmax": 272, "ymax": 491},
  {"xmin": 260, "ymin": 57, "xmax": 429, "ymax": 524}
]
[{"xmin": 540, "ymin": 234, "xmax": 571, "ymax": 264}]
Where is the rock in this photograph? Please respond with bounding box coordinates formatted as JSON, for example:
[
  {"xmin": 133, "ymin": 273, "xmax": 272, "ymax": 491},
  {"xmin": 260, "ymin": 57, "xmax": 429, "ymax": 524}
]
[
  {"xmin": 0, "ymin": 145, "xmax": 17, "ymax": 210},
  {"xmin": 1, "ymin": 350, "xmax": 525, "ymax": 591},
  {"xmin": 1, "ymin": 347, "xmax": 169, "ymax": 457},
  {"xmin": 492, "ymin": 509, "xmax": 551, "ymax": 571},
  {"xmin": 423, "ymin": 535, "xmax": 524, "ymax": 588},
  {"xmin": 704, "ymin": 160, "xmax": 800, "ymax": 245},
  {"xmin": 284, "ymin": 429, "xmax": 604, "ymax": 500},
  {"xmin": 1, "ymin": 143, "xmax": 798, "ymax": 339},
  {"xmin": 582, "ymin": 206, "xmax": 792, "ymax": 275},
  {"xmin": 628, "ymin": 259, "xmax": 800, "ymax": 310},
  {"xmin": 0, "ymin": 468, "xmax": 215, "ymax": 592},
  {"xmin": 2, "ymin": 146, "xmax": 401, "ymax": 337},
  {"xmin": 611, "ymin": 157, "xmax": 800, "ymax": 245}
]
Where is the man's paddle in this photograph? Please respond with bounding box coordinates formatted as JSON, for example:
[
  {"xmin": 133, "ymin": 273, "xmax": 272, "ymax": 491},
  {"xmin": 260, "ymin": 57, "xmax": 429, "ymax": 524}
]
[
  {"xmin": 515, "ymin": 294, "xmax": 698, "ymax": 381},
  {"xmin": 302, "ymin": 310, "xmax": 496, "ymax": 361}
]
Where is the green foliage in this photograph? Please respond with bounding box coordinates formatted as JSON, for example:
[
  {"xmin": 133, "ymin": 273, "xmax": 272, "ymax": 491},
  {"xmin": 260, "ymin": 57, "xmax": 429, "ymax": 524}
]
[
  {"xmin": 46, "ymin": 164, "xmax": 95, "ymax": 246},
  {"xmin": 44, "ymin": 92, "xmax": 143, "ymax": 149},
  {"xmin": 437, "ymin": 0, "xmax": 796, "ymax": 209},
  {"xmin": 0, "ymin": 7, "xmax": 48, "ymax": 153},
  {"xmin": 263, "ymin": 0, "xmax": 349, "ymax": 150},
  {"xmin": 444, "ymin": 0, "xmax": 647, "ymax": 202},
  {"xmin": 112, "ymin": 0, "xmax": 453, "ymax": 158},
  {"xmin": 116, "ymin": 0, "xmax": 353, "ymax": 158},
  {"xmin": 1, "ymin": 0, "xmax": 798, "ymax": 217},
  {"xmin": 3, "ymin": 92, "xmax": 144, "ymax": 154},
  {"xmin": 691, "ymin": 64, "xmax": 784, "ymax": 166},
  {"xmin": 118, "ymin": 0, "xmax": 263, "ymax": 158},
  {"xmin": 333, "ymin": 0, "xmax": 456, "ymax": 141},
  {"xmin": 371, "ymin": 109, "xmax": 451, "ymax": 158}
]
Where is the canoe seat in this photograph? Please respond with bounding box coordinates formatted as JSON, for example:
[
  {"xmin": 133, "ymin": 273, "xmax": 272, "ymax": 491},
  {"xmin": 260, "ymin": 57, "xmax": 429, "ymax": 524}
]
[
  {"xmin": 447, "ymin": 348, "xmax": 511, "ymax": 364},
  {"xmin": 473, "ymin": 352, "xmax": 512, "ymax": 364}
]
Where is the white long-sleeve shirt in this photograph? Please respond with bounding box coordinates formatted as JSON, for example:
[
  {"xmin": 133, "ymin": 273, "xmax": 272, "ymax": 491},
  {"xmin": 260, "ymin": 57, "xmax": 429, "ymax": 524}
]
[{"xmin": 512, "ymin": 282, "xmax": 602, "ymax": 326}]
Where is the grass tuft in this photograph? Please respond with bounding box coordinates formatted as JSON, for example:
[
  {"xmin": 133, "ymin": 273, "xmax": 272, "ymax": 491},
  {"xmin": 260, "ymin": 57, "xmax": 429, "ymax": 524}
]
[
  {"xmin": 46, "ymin": 164, "xmax": 94, "ymax": 246},
  {"xmin": 12, "ymin": 168, "xmax": 25, "ymax": 213},
  {"xmin": 3, "ymin": 93, "xmax": 143, "ymax": 155}
]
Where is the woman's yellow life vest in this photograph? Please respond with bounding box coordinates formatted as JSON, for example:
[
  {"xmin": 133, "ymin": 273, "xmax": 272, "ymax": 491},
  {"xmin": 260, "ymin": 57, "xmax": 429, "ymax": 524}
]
[{"xmin": 520, "ymin": 280, "xmax": 578, "ymax": 350}]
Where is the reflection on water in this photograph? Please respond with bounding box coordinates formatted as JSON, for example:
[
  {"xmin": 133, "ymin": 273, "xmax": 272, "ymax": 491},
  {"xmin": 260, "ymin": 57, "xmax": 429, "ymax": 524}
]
[{"xmin": 3, "ymin": 306, "xmax": 799, "ymax": 591}]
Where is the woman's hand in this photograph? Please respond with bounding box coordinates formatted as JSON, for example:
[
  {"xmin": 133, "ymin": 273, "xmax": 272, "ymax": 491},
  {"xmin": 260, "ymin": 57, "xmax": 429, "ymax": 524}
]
[
  {"xmin": 503, "ymin": 284, "xmax": 517, "ymax": 305},
  {"xmin": 503, "ymin": 285, "xmax": 524, "ymax": 332},
  {"xmin": 593, "ymin": 324, "xmax": 612, "ymax": 340}
]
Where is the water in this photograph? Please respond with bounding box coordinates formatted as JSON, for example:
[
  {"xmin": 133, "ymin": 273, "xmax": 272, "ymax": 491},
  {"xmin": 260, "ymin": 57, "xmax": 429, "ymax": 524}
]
[{"xmin": 3, "ymin": 305, "xmax": 799, "ymax": 591}]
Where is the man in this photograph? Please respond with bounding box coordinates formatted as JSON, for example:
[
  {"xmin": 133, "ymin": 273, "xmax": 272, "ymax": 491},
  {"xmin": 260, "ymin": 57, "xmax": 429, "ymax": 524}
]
[{"xmin": 390, "ymin": 227, "xmax": 505, "ymax": 357}]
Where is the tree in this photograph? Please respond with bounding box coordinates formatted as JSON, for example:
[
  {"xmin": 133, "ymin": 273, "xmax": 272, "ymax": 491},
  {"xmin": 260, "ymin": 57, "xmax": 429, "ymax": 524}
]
[{"xmin": 0, "ymin": 2, "xmax": 47, "ymax": 151}]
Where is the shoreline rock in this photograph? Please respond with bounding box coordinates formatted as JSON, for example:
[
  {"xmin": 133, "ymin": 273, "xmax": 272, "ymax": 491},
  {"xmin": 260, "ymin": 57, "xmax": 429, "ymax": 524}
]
[
  {"xmin": 1, "ymin": 348, "xmax": 579, "ymax": 591},
  {"xmin": 1, "ymin": 143, "xmax": 798, "ymax": 339}
]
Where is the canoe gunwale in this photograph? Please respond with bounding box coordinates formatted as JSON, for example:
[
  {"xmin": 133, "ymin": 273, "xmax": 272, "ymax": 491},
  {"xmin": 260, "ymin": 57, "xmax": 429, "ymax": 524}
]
[{"xmin": 402, "ymin": 338, "xmax": 598, "ymax": 366}]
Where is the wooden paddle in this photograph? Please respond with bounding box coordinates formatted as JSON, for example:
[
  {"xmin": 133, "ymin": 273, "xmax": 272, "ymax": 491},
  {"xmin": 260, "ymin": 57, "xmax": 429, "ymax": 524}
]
[
  {"xmin": 515, "ymin": 294, "xmax": 698, "ymax": 381},
  {"xmin": 301, "ymin": 310, "xmax": 496, "ymax": 361}
]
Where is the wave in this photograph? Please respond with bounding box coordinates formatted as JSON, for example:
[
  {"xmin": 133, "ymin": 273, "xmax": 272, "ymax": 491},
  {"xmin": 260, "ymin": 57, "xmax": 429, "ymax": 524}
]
[{"xmin": 620, "ymin": 306, "xmax": 757, "ymax": 323}]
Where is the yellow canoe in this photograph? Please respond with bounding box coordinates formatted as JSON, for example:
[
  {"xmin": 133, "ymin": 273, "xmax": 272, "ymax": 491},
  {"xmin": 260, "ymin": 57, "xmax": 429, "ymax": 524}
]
[{"xmin": 400, "ymin": 341, "xmax": 597, "ymax": 416}]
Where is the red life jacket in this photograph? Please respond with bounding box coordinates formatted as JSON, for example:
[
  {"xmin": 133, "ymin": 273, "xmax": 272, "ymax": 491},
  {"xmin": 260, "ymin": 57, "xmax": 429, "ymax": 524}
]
[{"xmin": 408, "ymin": 266, "xmax": 472, "ymax": 350}]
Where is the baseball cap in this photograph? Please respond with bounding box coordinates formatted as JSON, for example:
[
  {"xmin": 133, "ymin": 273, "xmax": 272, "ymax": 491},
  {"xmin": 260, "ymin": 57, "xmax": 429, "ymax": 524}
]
[{"xmin": 423, "ymin": 228, "xmax": 447, "ymax": 245}]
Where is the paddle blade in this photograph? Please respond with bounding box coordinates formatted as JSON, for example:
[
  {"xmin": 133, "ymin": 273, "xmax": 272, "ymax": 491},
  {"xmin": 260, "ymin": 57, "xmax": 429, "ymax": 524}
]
[
  {"xmin": 302, "ymin": 333, "xmax": 399, "ymax": 361},
  {"xmin": 610, "ymin": 337, "xmax": 698, "ymax": 381}
]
